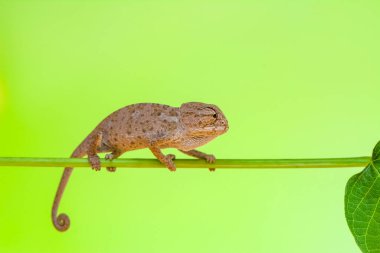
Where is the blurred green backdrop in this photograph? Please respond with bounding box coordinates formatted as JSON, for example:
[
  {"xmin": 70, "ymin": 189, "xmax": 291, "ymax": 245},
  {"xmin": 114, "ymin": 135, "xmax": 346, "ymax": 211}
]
[{"xmin": 1, "ymin": 1, "xmax": 379, "ymax": 252}]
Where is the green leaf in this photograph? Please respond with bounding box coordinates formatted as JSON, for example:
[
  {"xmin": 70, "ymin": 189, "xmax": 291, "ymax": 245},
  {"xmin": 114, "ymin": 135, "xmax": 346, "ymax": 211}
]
[{"xmin": 345, "ymin": 141, "xmax": 380, "ymax": 253}]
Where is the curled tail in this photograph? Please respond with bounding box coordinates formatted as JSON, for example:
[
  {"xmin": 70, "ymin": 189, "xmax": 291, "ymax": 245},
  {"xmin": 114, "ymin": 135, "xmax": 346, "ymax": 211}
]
[
  {"xmin": 51, "ymin": 137, "xmax": 91, "ymax": 232},
  {"xmin": 52, "ymin": 167, "xmax": 73, "ymax": 231}
]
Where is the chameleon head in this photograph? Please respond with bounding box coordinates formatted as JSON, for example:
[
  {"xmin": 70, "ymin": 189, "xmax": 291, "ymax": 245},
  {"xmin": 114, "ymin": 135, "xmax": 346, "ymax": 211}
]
[{"xmin": 179, "ymin": 102, "xmax": 229, "ymax": 137}]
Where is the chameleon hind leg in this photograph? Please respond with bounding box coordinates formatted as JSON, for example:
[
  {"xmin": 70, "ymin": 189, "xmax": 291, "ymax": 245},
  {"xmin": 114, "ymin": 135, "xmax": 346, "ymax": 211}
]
[{"xmin": 88, "ymin": 132, "xmax": 103, "ymax": 171}]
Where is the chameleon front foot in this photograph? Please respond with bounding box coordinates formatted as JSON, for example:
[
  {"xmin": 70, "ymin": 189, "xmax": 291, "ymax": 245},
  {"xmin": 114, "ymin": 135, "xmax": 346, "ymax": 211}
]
[
  {"xmin": 165, "ymin": 154, "xmax": 176, "ymax": 172},
  {"xmin": 204, "ymin": 154, "xmax": 216, "ymax": 163},
  {"xmin": 205, "ymin": 154, "xmax": 216, "ymax": 172},
  {"xmin": 179, "ymin": 150, "xmax": 216, "ymax": 172}
]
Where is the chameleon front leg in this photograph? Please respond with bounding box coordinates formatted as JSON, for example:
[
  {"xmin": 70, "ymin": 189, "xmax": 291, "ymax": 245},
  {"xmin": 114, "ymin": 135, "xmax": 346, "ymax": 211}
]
[
  {"xmin": 179, "ymin": 149, "xmax": 216, "ymax": 172},
  {"xmin": 149, "ymin": 147, "xmax": 176, "ymax": 171},
  {"xmin": 87, "ymin": 132, "xmax": 103, "ymax": 171},
  {"xmin": 105, "ymin": 150, "xmax": 123, "ymax": 172}
]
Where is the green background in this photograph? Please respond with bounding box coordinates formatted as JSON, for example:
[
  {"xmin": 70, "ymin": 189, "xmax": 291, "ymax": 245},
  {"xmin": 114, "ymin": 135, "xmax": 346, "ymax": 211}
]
[{"xmin": 0, "ymin": 1, "xmax": 379, "ymax": 252}]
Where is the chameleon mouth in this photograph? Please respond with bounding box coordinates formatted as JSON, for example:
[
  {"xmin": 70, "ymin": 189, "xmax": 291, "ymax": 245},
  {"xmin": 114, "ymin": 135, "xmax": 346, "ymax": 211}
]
[
  {"xmin": 219, "ymin": 125, "xmax": 229, "ymax": 133},
  {"xmin": 208, "ymin": 125, "xmax": 228, "ymax": 133}
]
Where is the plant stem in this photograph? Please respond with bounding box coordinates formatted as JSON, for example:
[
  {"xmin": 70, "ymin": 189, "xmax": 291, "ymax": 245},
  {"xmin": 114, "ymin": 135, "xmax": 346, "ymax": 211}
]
[{"xmin": 0, "ymin": 157, "xmax": 371, "ymax": 169}]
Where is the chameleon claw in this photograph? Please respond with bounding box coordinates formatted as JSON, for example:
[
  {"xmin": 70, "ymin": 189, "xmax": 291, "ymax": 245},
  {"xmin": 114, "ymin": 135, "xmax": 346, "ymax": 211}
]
[
  {"xmin": 165, "ymin": 155, "xmax": 176, "ymax": 171},
  {"xmin": 166, "ymin": 154, "xmax": 176, "ymax": 161},
  {"xmin": 106, "ymin": 167, "xmax": 117, "ymax": 172},
  {"xmin": 205, "ymin": 155, "xmax": 216, "ymax": 172},
  {"xmin": 105, "ymin": 153, "xmax": 114, "ymax": 160},
  {"xmin": 205, "ymin": 154, "xmax": 216, "ymax": 163},
  {"xmin": 167, "ymin": 154, "xmax": 176, "ymax": 171},
  {"xmin": 105, "ymin": 152, "xmax": 119, "ymax": 172},
  {"xmin": 89, "ymin": 155, "xmax": 101, "ymax": 171}
]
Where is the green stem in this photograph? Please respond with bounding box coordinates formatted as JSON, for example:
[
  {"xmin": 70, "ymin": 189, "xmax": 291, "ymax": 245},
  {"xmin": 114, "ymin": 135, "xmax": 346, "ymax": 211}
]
[{"xmin": 0, "ymin": 156, "xmax": 371, "ymax": 169}]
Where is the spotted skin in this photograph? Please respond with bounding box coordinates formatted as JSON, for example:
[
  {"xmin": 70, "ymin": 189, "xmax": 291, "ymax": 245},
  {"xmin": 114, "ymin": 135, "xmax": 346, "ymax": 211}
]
[{"xmin": 52, "ymin": 102, "xmax": 229, "ymax": 232}]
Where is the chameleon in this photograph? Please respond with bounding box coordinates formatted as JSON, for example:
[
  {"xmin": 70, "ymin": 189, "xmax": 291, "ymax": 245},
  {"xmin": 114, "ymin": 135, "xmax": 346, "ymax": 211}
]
[{"xmin": 52, "ymin": 102, "xmax": 229, "ymax": 232}]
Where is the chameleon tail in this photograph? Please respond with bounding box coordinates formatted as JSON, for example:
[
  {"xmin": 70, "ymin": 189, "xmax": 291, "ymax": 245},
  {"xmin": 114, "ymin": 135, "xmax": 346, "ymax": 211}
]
[
  {"xmin": 51, "ymin": 138, "xmax": 90, "ymax": 232},
  {"xmin": 52, "ymin": 167, "xmax": 73, "ymax": 232}
]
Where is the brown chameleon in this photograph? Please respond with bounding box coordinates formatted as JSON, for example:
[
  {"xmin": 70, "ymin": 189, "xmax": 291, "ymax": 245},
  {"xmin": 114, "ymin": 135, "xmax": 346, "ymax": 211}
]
[{"xmin": 52, "ymin": 102, "xmax": 229, "ymax": 232}]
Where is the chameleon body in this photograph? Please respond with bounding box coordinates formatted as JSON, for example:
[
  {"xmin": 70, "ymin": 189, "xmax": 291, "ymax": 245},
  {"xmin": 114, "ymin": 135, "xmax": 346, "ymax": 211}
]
[{"xmin": 52, "ymin": 102, "xmax": 229, "ymax": 231}]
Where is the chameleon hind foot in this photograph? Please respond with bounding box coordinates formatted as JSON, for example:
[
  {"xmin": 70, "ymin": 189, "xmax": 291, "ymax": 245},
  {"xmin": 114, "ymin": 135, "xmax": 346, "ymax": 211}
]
[{"xmin": 89, "ymin": 155, "xmax": 101, "ymax": 171}]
